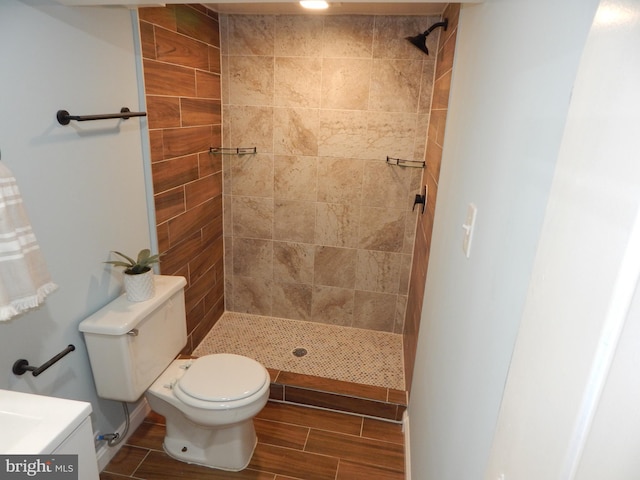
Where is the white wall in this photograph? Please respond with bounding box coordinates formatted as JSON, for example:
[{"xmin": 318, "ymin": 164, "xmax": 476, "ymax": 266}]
[
  {"xmin": 0, "ymin": 0, "xmax": 151, "ymax": 446},
  {"xmin": 487, "ymin": 0, "xmax": 640, "ymax": 477},
  {"xmin": 408, "ymin": 0, "xmax": 598, "ymax": 478}
]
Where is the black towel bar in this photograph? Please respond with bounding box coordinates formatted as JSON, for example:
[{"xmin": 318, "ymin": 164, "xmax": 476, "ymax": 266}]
[
  {"xmin": 12, "ymin": 344, "xmax": 76, "ymax": 377},
  {"xmin": 56, "ymin": 107, "xmax": 146, "ymax": 126}
]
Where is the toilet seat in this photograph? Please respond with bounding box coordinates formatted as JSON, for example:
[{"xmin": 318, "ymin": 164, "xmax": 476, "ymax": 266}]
[{"xmin": 173, "ymin": 354, "xmax": 269, "ymax": 409}]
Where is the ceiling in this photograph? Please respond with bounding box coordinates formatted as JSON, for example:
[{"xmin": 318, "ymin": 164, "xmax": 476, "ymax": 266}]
[{"xmin": 204, "ymin": 2, "xmax": 449, "ymax": 15}]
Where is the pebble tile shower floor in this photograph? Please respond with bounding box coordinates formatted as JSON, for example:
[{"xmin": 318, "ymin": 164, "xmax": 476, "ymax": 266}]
[{"xmin": 193, "ymin": 312, "xmax": 405, "ymax": 391}]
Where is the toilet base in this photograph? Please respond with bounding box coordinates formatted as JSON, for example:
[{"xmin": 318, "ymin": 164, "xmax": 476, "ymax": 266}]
[{"xmin": 162, "ymin": 416, "xmax": 258, "ymax": 471}]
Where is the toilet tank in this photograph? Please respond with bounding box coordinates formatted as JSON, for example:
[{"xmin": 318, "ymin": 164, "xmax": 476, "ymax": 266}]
[{"xmin": 79, "ymin": 275, "xmax": 187, "ymax": 402}]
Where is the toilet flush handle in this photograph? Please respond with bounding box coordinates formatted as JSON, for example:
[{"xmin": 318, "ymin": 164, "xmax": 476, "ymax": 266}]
[{"xmin": 127, "ymin": 329, "xmax": 139, "ymax": 336}]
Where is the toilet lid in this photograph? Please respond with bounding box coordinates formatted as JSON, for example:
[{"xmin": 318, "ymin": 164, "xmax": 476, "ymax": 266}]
[{"xmin": 177, "ymin": 354, "xmax": 267, "ymax": 402}]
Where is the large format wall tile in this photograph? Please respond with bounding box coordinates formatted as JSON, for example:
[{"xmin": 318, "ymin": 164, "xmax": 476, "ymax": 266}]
[
  {"xmin": 274, "ymin": 155, "xmax": 318, "ymax": 201},
  {"xmin": 273, "ymin": 241, "xmax": 315, "ymax": 284},
  {"xmin": 315, "ymin": 203, "xmax": 360, "ymax": 248},
  {"xmin": 321, "ymin": 58, "xmax": 372, "ymax": 110},
  {"xmin": 273, "ymin": 107, "xmax": 319, "ymax": 156},
  {"xmin": 275, "ymin": 16, "xmax": 323, "ymax": 57},
  {"xmin": 275, "ymin": 57, "xmax": 322, "ymax": 108},
  {"xmin": 274, "ymin": 199, "xmax": 316, "ymax": 243},
  {"xmin": 222, "ymin": 13, "xmax": 441, "ymax": 335},
  {"xmin": 369, "ymin": 59, "xmax": 423, "ymax": 113},
  {"xmin": 314, "ymin": 246, "xmax": 357, "ymax": 289},
  {"xmin": 228, "ymin": 55, "xmax": 274, "ymax": 105}
]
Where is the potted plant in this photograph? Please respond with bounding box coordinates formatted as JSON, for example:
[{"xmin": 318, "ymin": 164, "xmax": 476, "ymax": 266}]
[{"xmin": 105, "ymin": 249, "xmax": 160, "ymax": 302}]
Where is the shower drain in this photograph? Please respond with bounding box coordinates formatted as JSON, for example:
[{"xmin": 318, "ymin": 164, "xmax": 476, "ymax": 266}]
[{"xmin": 292, "ymin": 347, "xmax": 308, "ymax": 357}]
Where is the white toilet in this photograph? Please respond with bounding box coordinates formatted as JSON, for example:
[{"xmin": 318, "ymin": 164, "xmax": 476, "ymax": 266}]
[{"xmin": 78, "ymin": 275, "xmax": 270, "ymax": 471}]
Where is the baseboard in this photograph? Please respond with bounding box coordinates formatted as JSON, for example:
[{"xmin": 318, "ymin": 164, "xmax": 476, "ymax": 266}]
[
  {"xmin": 403, "ymin": 410, "xmax": 411, "ymax": 480},
  {"xmin": 95, "ymin": 399, "xmax": 150, "ymax": 472}
]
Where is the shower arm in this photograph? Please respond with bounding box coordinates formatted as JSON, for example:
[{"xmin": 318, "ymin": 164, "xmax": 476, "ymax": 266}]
[{"xmin": 422, "ymin": 19, "xmax": 448, "ymax": 37}]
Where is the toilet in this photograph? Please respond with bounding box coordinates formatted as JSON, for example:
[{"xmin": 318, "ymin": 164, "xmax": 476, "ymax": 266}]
[{"xmin": 78, "ymin": 275, "xmax": 270, "ymax": 471}]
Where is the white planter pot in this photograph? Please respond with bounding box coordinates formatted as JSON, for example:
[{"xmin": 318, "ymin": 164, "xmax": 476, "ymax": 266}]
[{"xmin": 123, "ymin": 270, "xmax": 155, "ymax": 302}]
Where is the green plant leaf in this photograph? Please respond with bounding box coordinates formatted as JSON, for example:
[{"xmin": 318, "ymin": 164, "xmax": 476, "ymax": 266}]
[
  {"xmin": 111, "ymin": 251, "xmax": 136, "ymax": 265},
  {"xmin": 104, "ymin": 249, "xmax": 160, "ymax": 271}
]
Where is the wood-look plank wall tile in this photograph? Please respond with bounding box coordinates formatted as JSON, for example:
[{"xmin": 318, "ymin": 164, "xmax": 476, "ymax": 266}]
[
  {"xmin": 139, "ymin": 22, "xmax": 156, "ymax": 60},
  {"xmin": 276, "ymin": 371, "xmax": 388, "ymax": 402},
  {"xmin": 185, "ymin": 172, "xmax": 222, "ymax": 209},
  {"xmin": 142, "ymin": 5, "xmax": 223, "ymax": 356},
  {"xmin": 189, "ymin": 299, "xmax": 221, "ymax": 347},
  {"xmin": 185, "ymin": 299, "xmax": 205, "ymax": 333},
  {"xmin": 440, "ymin": 3, "xmax": 460, "ymax": 49},
  {"xmin": 269, "ymin": 383, "xmax": 284, "ymax": 401},
  {"xmin": 167, "ymin": 197, "xmax": 221, "ymax": 246},
  {"xmin": 138, "ymin": 6, "xmax": 177, "ymax": 32},
  {"xmin": 203, "ymin": 272, "xmax": 224, "ymax": 312},
  {"xmin": 156, "ymin": 223, "xmax": 170, "ymax": 254},
  {"xmin": 184, "ymin": 266, "xmax": 217, "ymax": 308},
  {"xmin": 154, "ymin": 27, "xmax": 209, "ymax": 70},
  {"xmin": 180, "ymin": 98, "xmax": 222, "ymax": 127},
  {"xmin": 154, "ymin": 187, "xmax": 185, "ymax": 225},
  {"xmin": 395, "ymin": 405, "xmax": 406, "ymax": 422},
  {"xmin": 198, "ymin": 150, "xmax": 222, "ymax": 176},
  {"xmin": 160, "ymin": 231, "xmax": 203, "ymax": 275},
  {"xmin": 146, "ymin": 96, "xmax": 180, "ymax": 129},
  {"xmin": 425, "ymin": 137, "xmax": 443, "ymax": 184},
  {"xmin": 203, "ymin": 294, "xmax": 224, "ymax": 326},
  {"xmin": 387, "ymin": 388, "xmax": 407, "ymax": 406},
  {"xmin": 151, "ymin": 155, "xmax": 199, "ymax": 193},
  {"xmin": 202, "ymin": 217, "xmax": 223, "ymax": 251},
  {"xmin": 189, "ymin": 241, "xmax": 221, "ymax": 285},
  {"xmin": 428, "ymin": 108, "xmax": 447, "ymax": 148},
  {"xmin": 435, "ymin": 27, "xmax": 456, "ymax": 81},
  {"xmin": 208, "ymin": 46, "xmax": 221, "ymax": 74},
  {"xmin": 195, "ymin": 70, "xmax": 221, "ymax": 99},
  {"xmin": 162, "ymin": 125, "xmax": 212, "ymax": 159},
  {"xmin": 148, "ymin": 130, "xmax": 164, "ymax": 163},
  {"xmin": 431, "ymin": 68, "xmax": 452, "ymax": 111},
  {"xmin": 285, "ymin": 387, "xmax": 398, "ymax": 420},
  {"xmin": 175, "ymin": 5, "xmax": 220, "ymax": 47},
  {"xmin": 403, "ymin": 5, "xmax": 458, "ymax": 394},
  {"xmin": 143, "ymin": 59, "xmax": 196, "ymax": 97},
  {"xmin": 211, "ymin": 124, "xmax": 222, "ymax": 147}
]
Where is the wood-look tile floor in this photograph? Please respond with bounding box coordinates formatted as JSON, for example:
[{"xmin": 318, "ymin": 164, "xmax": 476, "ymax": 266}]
[{"xmin": 100, "ymin": 401, "xmax": 405, "ymax": 480}]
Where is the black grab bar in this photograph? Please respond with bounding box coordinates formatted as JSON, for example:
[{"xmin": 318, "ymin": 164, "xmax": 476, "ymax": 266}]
[
  {"xmin": 12, "ymin": 345, "xmax": 76, "ymax": 377},
  {"xmin": 56, "ymin": 107, "xmax": 146, "ymax": 125}
]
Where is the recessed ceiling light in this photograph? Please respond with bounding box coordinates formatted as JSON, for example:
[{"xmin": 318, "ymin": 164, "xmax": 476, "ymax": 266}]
[{"xmin": 300, "ymin": 1, "xmax": 329, "ymax": 10}]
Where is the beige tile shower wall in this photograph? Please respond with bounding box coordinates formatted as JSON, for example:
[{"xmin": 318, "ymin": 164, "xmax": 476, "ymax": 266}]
[{"xmin": 220, "ymin": 14, "xmax": 440, "ymax": 333}]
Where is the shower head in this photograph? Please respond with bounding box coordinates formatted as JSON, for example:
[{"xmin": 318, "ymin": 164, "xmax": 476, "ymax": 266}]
[{"xmin": 406, "ymin": 18, "xmax": 449, "ymax": 55}]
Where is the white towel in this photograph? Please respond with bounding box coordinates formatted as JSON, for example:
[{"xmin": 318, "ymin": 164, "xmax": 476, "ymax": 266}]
[{"xmin": 0, "ymin": 161, "xmax": 57, "ymax": 321}]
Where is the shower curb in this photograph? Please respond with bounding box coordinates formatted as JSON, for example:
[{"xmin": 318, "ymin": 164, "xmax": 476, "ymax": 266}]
[{"xmin": 267, "ymin": 368, "xmax": 407, "ymax": 423}]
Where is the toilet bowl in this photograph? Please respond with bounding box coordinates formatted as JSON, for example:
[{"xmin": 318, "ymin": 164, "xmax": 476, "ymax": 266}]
[
  {"xmin": 146, "ymin": 355, "xmax": 270, "ymax": 471},
  {"xmin": 78, "ymin": 275, "xmax": 270, "ymax": 472}
]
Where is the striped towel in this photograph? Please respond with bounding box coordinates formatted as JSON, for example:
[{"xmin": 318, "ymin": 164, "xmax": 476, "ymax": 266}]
[{"xmin": 0, "ymin": 161, "xmax": 57, "ymax": 321}]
